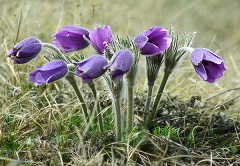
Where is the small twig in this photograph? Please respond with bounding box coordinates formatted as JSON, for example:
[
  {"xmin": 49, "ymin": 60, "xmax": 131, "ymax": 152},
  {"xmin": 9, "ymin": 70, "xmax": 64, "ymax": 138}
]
[
  {"xmin": 214, "ymin": 94, "xmax": 240, "ymax": 109},
  {"xmin": 204, "ymin": 86, "xmax": 240, "ymax": 102}
]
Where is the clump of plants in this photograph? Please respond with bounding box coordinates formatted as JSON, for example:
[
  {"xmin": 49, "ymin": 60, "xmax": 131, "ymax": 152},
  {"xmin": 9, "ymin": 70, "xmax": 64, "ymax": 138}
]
[{"xmin": 4, "ymin": 23, "xmax": 239, "ymax": 165}]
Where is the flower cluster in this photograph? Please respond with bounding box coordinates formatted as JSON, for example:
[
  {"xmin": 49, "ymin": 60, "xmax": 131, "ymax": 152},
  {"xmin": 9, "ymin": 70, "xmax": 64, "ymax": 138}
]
[
  {"xmin": 7, "ymin": 25, "xmax": 226, "ymax": 85},
  {"xmin": 6, "ymin": 23, "xmax": 227, "ymax": 141},
  {"xmin": 7, "ymin": 25, "xmax": 136, "ymax": 85}
]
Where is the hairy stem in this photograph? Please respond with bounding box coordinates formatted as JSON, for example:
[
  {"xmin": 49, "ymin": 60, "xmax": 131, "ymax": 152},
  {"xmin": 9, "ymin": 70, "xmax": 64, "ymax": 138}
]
[
  {"xmin": 42, "ymin": 43, "xmax": 64, "ymax": 56},
  {"xmin": 65, "ymin": 75, "xmax": 89, "ymax": 121},
  {"xmin": 88, "ymin": 82, "xmax": 104, "ymax": 132},
  {"xmin": 149, "ymin": 71, "xmax": 171, "ymax": 122},
  {"xmin": 144, "ymin": 84, "xmax": 153, "ymax": 123},
  {"xmin": 114, "ymin": 93, "xmax": 122, "ymax": 141},
  {"xmin": 127, "ymin": 81, "xmax": 134, "ymax": 135}
]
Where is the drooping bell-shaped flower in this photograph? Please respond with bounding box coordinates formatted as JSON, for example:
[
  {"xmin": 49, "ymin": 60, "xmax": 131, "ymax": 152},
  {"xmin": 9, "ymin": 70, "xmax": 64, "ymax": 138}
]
[
  {"xmin": 190, "ymin": 48, "xmax": 226, "ymax": 83},
  {"xmin": 7, "ymin": 37, "xmax": 42, "ymax": 64},
  {"xmin": 134, "ymin": 26, "xmax": 171, "ymax": 56},
  {"xmin": 86, "ymin": 25, "xmax": 112, "ymax": 54},
  {"xmin": 105, "ymin": 49, "xmax": 134, "ymax": 82},
  {"xmin": 53, "ymin": 25, "xmax": 89, "ymax": 53},
  {"xmin": 29, "ymin": 60, "xmax": 68, "ymax": 85},
  {"xmin": 75, "ymin": 55, "xmax": 108, "ymax": 83}
]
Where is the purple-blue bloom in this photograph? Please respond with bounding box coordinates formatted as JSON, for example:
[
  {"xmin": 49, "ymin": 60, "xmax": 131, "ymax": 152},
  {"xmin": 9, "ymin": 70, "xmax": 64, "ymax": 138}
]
[
  {"xmin": 29, "ymin": 60, "xmax": 68, "ymax": 85},
  {"xmin": 105, "ymin": 49, "xmax": 134, "ymax": 82},
  {"xmin": 190, "ymin": 48, "xmax": 226, "ymax": 83},
  {"xmin": 53, "ymin": 25, "xmax": 89, "ymax": 53},
  {"xmin": 86, "ymin": 25, "xmax": 112, "ymax": 54},
  {"xmin": 134, "ymin": 26, "xmax": 171, "ymax": 56},
  {"xmin": 7, "ymin": 37, "xmax": 42, "ymax": 64},
  {"xmin": 75, "ymin": 55, "xmax": 108, "ymax": 83}
]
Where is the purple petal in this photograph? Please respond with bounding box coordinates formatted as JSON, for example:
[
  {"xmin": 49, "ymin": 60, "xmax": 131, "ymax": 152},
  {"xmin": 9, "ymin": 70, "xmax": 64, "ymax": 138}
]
[
  {"xmin": 201, "ymin": 49, "xmax": 224, "ymax": 64},
  {"xmin": 133, "ymin": 34, "xmax": 148, "ymax": 49},
  {"xmin": 190, "ymin": 49, "xmax": 204, "ymax": 66},
  {"xmin": 204, "ymin": 61, "xmax": 225, "ymax": 79},
  {"xmin": 194, "ymin": 63, "xmax": 207, "ymax": 81},
  {"xmin": 53, "ymin": 25, "xmax": 89, "ymax": 53},
  {"xmin": 112, "ymin": 72, "xmax": 125, "ymax": 82},
  {"xmin": 141, "ymin": 42, "xmax": 161, "ymax": 56},
  {"xmin": 75, "ymin": 55, "xmax": 108, "ymax": 82},
  {"xmin": 29, "ymin": 60, "xmax": 68, "ymax": 85},
  {"xmin": 89, "ymin": 25, "xmax": 112, "ymax": 54}
]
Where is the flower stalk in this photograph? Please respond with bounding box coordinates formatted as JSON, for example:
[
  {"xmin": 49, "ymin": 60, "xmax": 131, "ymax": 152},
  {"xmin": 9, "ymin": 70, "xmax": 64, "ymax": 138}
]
[
  {"xmin": 87, "ymin": 81, "xmax": 104, "ymax": 132},
  {"xmin": 126, "ymin": 79, "xmax": 134, "ymax": 135},
  {"xmin": 148, "ymin": 71, "xmax": 171, "ymax": 123},
  {"xmin": 144, "ymin": 55, "xmax": 164, "ymax": 116},
  {"xmin": 42, "ymin": 43, "xmax": 64, "ymax": 57},
  {"xmin": 65, "ymin": 75, "xmax": 89, "ymax": 122},
  {"xmin": 112, "ymin": 82, "xmax": 123, "ymax": 141}
]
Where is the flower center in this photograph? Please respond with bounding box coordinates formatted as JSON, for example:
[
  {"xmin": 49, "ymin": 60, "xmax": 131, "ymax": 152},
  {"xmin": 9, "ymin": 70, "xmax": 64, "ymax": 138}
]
[{"xmin": 202, "ymin": 60, "xmax": 209, "ymax": 66}]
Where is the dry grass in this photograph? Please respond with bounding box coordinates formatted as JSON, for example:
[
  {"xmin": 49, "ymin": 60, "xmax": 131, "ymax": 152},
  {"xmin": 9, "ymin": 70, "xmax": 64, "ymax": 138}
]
[{"xmin": 1, "ymin": 0, "xmax": 240, "ymax": 165}]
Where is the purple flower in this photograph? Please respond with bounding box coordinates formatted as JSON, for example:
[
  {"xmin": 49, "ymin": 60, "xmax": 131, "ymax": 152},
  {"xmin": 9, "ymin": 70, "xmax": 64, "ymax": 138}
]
[
  {"xmin": 105, "ymin": 49, "xmax": 134, "ymax": 82},
  {"xmin": 29, "ymin": 60, "xmax": 68, "ymax": 85},
  {"xmin": 75, "ymin": 55, "xmax": 108, "ymax": 83},
  {"xmin": 190, "ymin": 48, "xmax": 226, "ymax": 83},
  {"xmin": 53, "ymin": 25, "xmax": 89, "ymax": 53},
  {"xmin": 86, "ymin": 25, "xmax": 112, "ymax": 54},
  {"xmin": 7, "ymin": 37, "xmax": 42, "ymax": 64},
  {"xmin": 134, "ymin": 26, "xmax": 171, "ymax": 56}
]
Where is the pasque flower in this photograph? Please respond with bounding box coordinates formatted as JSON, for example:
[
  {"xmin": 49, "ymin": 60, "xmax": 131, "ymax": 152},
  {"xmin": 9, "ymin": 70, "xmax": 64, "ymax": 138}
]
[
  {"xmin": 86, "ymin": 25, "xmax": 112, "ymax": 54},
  {"xmin": 53, "ymin": 25, "xmax": 89, "ymax": 53},
  {"xmin": 190, "ymin": 48, "xmax": 226, "ymax": 83},
  {"xmin": 105, "ymin": 49, "xmax": 134, "ymax": 82},
  {"xmin": 134, "ymin": 25, "xmax": 171, "ymax": 56},
  {"xmin": 7, "ymin": 37, "xmax": 42, "ymax": 64},
  {"xmin": 29, "ymin": 60, "xmax": 68, "ymax": 85},
  {"xmin": 75, "ymin": 55, "xmax": 108, "ymax": 83}
]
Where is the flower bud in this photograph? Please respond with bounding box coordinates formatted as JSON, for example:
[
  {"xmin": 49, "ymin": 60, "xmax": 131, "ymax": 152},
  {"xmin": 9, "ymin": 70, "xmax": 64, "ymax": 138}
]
[
  {"xmin": 86, "ymin": 25, "xmax": 112, "ymax": 54},
  {"xmin": 53, "ymin": 25, "xmax": 89, "ymax": 53},
  {"xmin": 29, "ymin": 60, "xmax": 68, "ymax": 85},
  {"xmin": 75, "ymin": 55, "xmax": 108, "ymax": 83},
  {"xmin": 105, "ymin": 49, "xmax": 134, "ymax": 82},
  {"xmin": 7, "ymin": 37, "xmax": 42, "ymax": 64},
  {"xmin": 134, "ymin": 26, "xmax": 171, "ymax": 56},
  {"xmin": 190, "ymin": 48, "xmax": 226, "ymax": 83}
]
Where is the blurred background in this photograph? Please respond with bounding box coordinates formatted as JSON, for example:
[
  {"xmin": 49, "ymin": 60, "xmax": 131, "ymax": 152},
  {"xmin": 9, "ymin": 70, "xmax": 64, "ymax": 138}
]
[{"xmin": 0, "ymin": 0, "xmax": 240, "ymax": 116}]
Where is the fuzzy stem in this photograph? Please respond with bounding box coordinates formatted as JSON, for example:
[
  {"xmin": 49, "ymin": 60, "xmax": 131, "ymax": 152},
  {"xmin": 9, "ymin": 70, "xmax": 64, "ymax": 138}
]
[
  {"xmin": 67, "ymin": 64, "xmax": 75, "ymax": 69},
  {"xmin": 65, "ymin": 75, "xmax": 89, "ymax": 121},
  {"xmin": 127, "ymin": 81, "xmax": 134, "ymax": 135},
  {"xmin": 88, "ymin": 82, "xmax": 104, "ymax": 132},
  {"xmin": 150, "ymin": 71, "xmax": 171, "ymax": 122},
  {"xmin": 144, "ymin": 84, "xmax": 153, "ymax": 121},
  {"xmin": 178, "ymin": 46, "xmax": 194, "ymax": 53},
  {"xmin": 42, "ymin": 43, "xmax": 64, "ymax": 56},
  {"xmin": 114, "ymin": 93, "xmax": 122, "ymax": 141}
]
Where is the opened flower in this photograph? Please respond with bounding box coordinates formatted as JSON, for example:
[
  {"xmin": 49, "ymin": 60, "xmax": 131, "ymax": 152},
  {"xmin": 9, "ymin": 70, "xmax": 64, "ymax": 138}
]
[
  {"xmin": 190, "ymin": 48, "xmax": 226, "ymax": 83},
  {"xmin": 29, "ymin": 60, "xmax": 68, "ymax": 85},
  {"xmin": 134, "ymin": 25, "xmax": 171, "ymax": 56},
  {"xmin": 105, "ymin": 49, "xmax": 134, "ymax": 82},
  {"xmin": 75, "ymin": 55, "xmax": 108, "ymax": 83},
  {"xmin": 7, "ymin": 37, "xmax": 42, "ymax": 64},
  {"xmin": 86, "ymin": 25, "xmax": 112, "ymax": 54},
  {"xmin": 53, "ymin": 25, "xmax": 89, "ymax": 53}
]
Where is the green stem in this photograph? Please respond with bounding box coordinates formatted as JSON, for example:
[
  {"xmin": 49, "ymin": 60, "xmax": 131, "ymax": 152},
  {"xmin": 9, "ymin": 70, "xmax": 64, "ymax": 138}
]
[
  {"xmin": 150, "ymin": 71, "xmax": 171, "ymax": 122},
  {"xmin": 144, "ymin": 84, "xmax": 153, "ymax": 123},
  {"xmin": 65, "ymin": 75, "xmax": 89, "ymax": 121},
  {"xmin": 42, "ymin": 43, "xmax": 64, "ymax": 57},
  {"xmin": 114, "ymin": 93, "xmax": 122, "ymax": 141},
  {"xmin": 127, "ymin": 82, "xmax": 134, "ymax": 135},
  {"xmin": 88, "ymin": 82, "xmax": 104, "ymax": 132}
]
